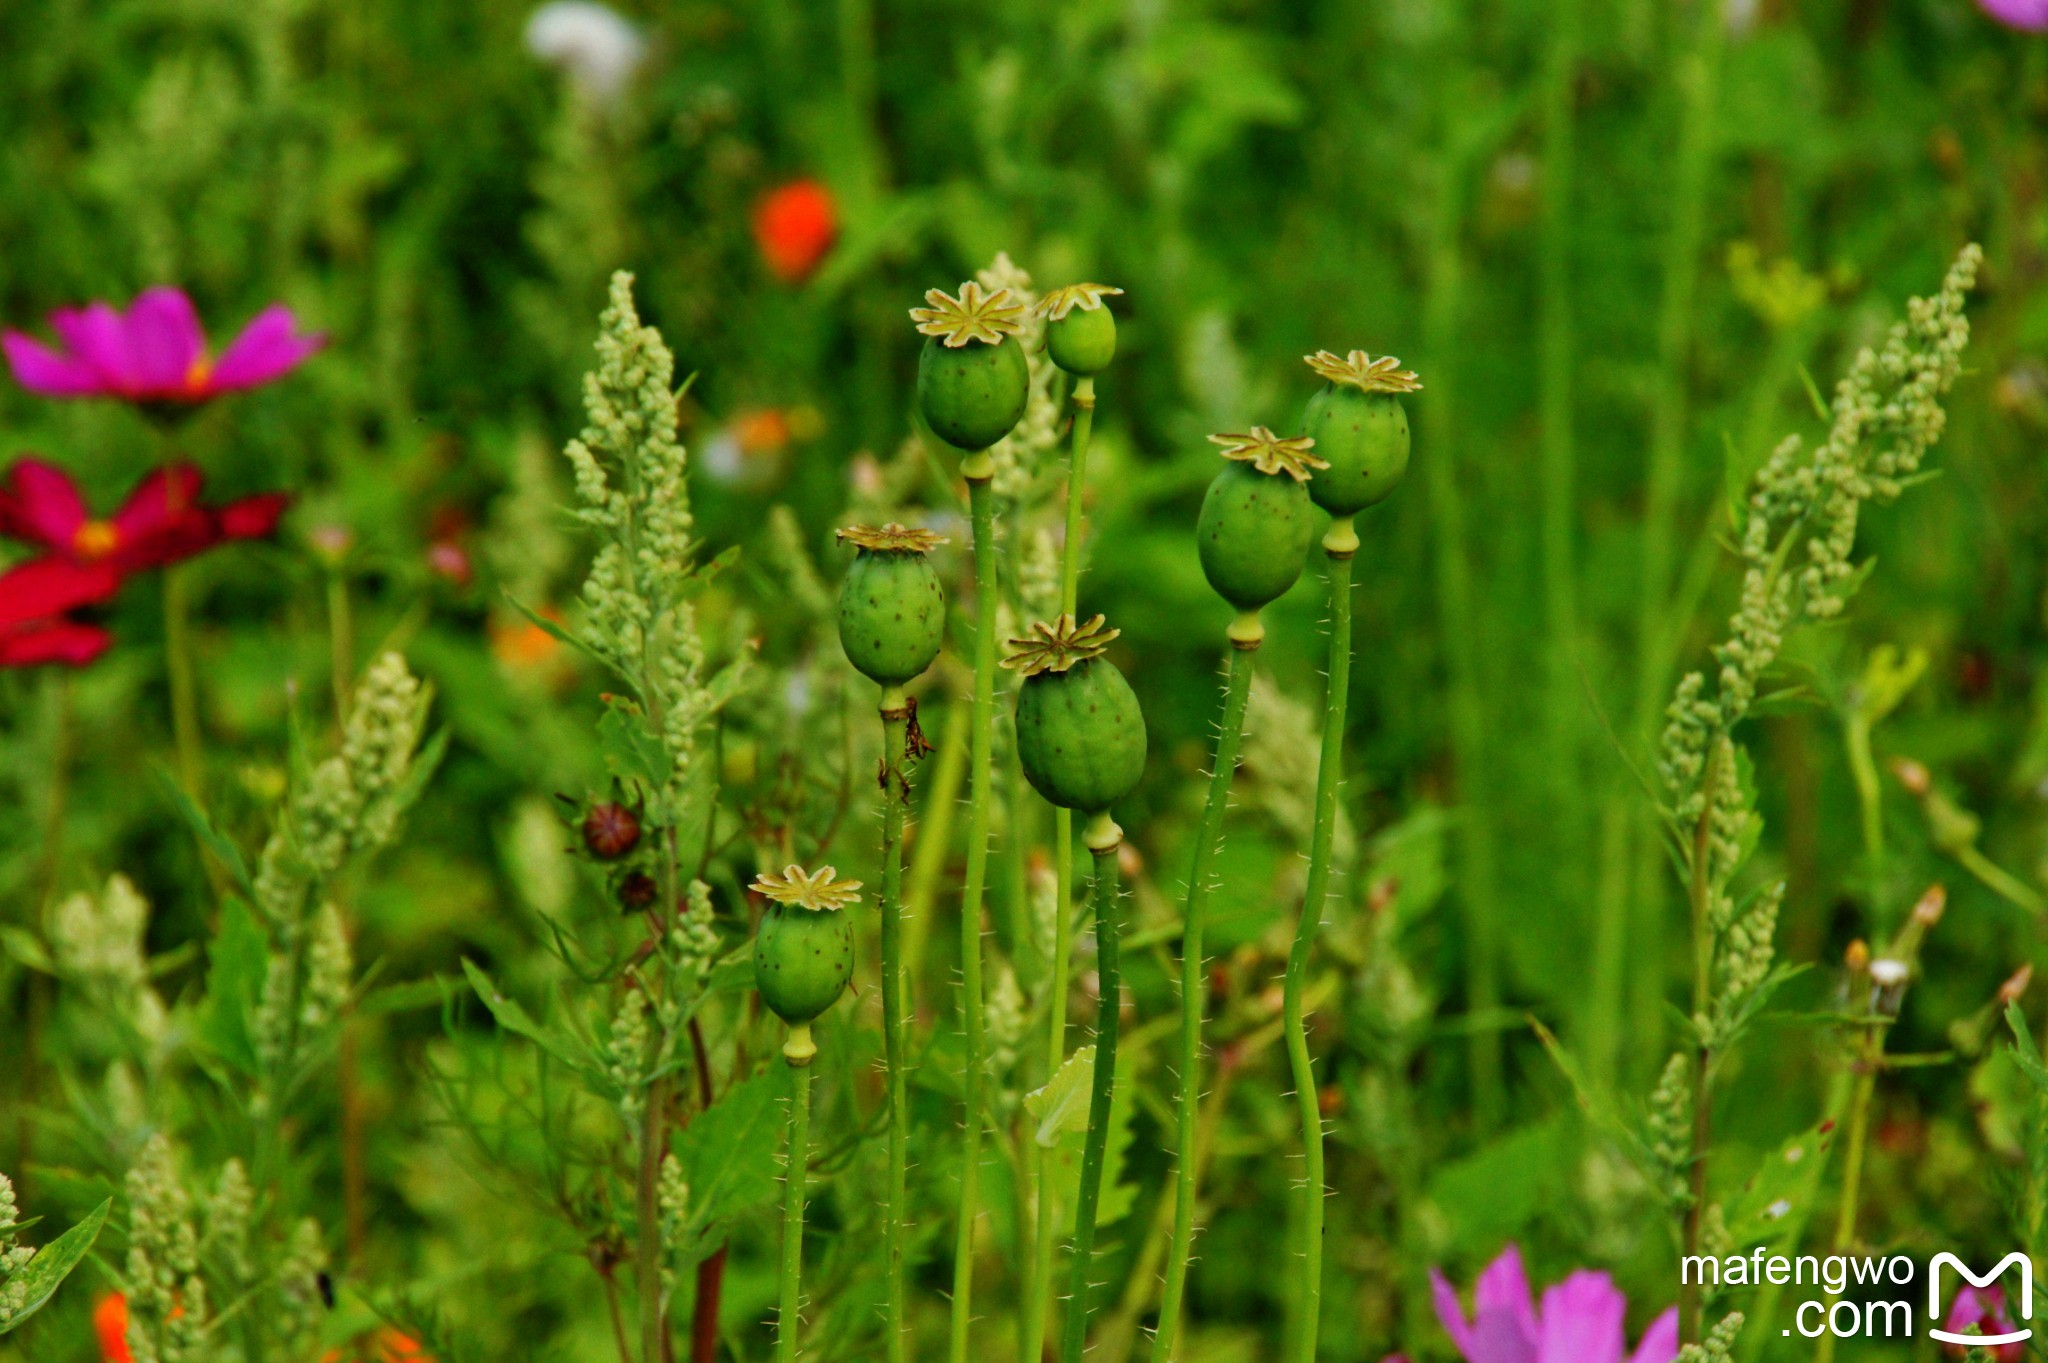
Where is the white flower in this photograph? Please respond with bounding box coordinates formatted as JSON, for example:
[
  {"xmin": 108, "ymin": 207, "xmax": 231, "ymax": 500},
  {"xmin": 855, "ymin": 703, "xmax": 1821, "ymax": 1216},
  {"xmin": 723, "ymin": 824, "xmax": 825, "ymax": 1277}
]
[
  {"xmin": 526, "ymin": 2, "xmax": 647, "ymax": 105},
  {"xmin": 1869, "ymin": 958, "xmax": 1910, "ymax": 987}
]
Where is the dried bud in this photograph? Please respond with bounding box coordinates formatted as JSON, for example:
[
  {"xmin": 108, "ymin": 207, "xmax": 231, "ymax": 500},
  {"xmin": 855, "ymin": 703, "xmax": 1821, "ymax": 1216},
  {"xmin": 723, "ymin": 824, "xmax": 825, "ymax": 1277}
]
[
  {"xmin": 2000, "ymin": 964, "xmax": 2035, "ymax": 1005},
  {"xmin": 1912, "ymin": 884, "xmax": 1947, "ymax": 925},
  {"xmin": 618, "ymin": 871, "xmax": 658, "ymax": 912},
  {"xmin": 583, "ymin": 801, "xmax": 642, "ymax": 860},
  {"xmin": 1846, "ymin": 939, "xmax": 1871, "ymax": 972},
  {"xmin": 1889, "ymin": 756, "xmax": 1932, "ymax": 797},
  {"xmin": 1318, "ymin": 1084, "xmax": 1343, "ymax": 1118},
  {"xmin": 1869, "ymin": 958, "xmax": 1910, "ymax": 987}
]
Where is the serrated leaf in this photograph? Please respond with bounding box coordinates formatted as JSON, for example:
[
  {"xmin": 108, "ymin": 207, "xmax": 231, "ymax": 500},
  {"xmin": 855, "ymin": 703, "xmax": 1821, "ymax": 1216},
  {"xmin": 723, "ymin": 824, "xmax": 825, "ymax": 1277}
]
[
  {"xmin": 461, "ymin": 959, "xmax": 599, "ymax": 1080},
  {"xmin": 198, "ymin": 898, "xmax": 270, "ymax": 1076},
  {"xmin": 597, "ymin": 704, "xmax": 670, "ymax": 791},
  {"xmin": 1722, "ymin": 1123, "xmax": 1836, "ymax": 1248},
  {"xmin": 0, "ymin": 1198, "xmax": 109, "ymax": 1335},
  {"xmin": 678, "ymin": 1069, "xmax": 789, "ymax": 1254},
  {"xmin": 1025, "ymin": 1046, "xmax": 1097, "ymax": 1148}
]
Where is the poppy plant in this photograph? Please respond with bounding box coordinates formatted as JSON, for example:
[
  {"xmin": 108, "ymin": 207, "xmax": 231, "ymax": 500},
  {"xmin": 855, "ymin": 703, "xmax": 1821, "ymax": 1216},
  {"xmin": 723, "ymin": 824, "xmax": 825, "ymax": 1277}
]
[
  {"xmin": 3, "ymin": 287, "xmax": 323, "ymax": 404},
  {"xmin": 753, "ymin": 180, "xmax": 839, "ymax": 284},
  {"xmin": 0, "ymin": 459, "xmax": 287, "ymax": 579}
]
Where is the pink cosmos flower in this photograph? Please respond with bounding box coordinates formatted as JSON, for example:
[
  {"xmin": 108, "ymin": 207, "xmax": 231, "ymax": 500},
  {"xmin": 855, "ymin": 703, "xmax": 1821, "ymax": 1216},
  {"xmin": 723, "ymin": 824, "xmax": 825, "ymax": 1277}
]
[
  {"xmin": 0, "ymin": 557, "xmax": 118, "ymax": 668},
  {"xmin": 1431, "ymin": 1244, "xmax": 1678, "ymax": 1363},
  {"xmin": 4, "ymin": 288, "xmax": 322, "ymax": 404},
  {"xmin": 0, "ymin": 459, "xmax": 288, "ymax": 578},
  {"xmin": 1979, "ymin": 0, "xmax": 2048, "ymax": 29},
  {"xmin": 1941, "ymin": 1284, "xmax": 2026, "ymax": 1361}
]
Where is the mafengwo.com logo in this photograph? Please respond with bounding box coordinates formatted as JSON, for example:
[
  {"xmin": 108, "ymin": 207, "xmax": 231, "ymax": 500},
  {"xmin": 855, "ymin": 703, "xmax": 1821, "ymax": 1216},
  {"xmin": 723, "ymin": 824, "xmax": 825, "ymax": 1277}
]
[{"xmin": 1681, "ymin": 1249, "xmax": 2034, "ymax": 1345}]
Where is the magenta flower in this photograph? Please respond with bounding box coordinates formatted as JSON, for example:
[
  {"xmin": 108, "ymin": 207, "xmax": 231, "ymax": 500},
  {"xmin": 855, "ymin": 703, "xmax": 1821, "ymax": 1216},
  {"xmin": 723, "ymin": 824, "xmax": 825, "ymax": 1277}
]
[
  {"xmin": 1979, "ymin": 0, "xmax": 2048, "ymax": 29},
  {"xmin": 4, "ymin": 287, "xmax": 322, "ymax": 404},
  {"xmin": 1941, "ymin": 1284, "xmax": 2026, "ymax": 1361},
  {"xmin": 1431, "ymin": 1245, "xmax": 1678, "ymax": 1363}
]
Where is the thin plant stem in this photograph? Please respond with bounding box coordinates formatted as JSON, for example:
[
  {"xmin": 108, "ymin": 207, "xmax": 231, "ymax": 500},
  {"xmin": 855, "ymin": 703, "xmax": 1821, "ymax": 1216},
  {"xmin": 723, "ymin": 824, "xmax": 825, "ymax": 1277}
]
[
  {"xmin": 32, "ymin": 671, "xmax": 74, "ymax": 909},
  {"xmin": 950, "ymin": 455, "xmax": 1000, "ymax": 1363},
  {"xmin": 1844, "ymin": 710, "xmax": 1884, "ymax": 884},
  {"xmin": 164, "ymin": 563, "xmax": 204, "ymax": 796},
  {"xmin": 1537, "ymin": 0, "xmax": 1586, "ymax": 912},
  {"xmin": 777, "ymin": 1044, "xmax": 816, "ymax": 1363},
  {"xmin": 1151, "ymin": 616, "xmax": 1261, "ymax": 1363},
  {"xmin": 1677, "ymin": 742, "xmax": 1724, "ymax": 1346},
  {"xmin": 1059, "ymin": 814, "xmax": 1125, "ymax": 1363},
  {"xmin": 905, "ymin": 696, "xmax": 968, "ymax": 980},
  {"xmin": 1284, "ymin": 517, "xmax": 1357, "ymax": 1363},
  {"xmin": 879, "ymin": 683, "xmax": 913, "ymax": 1363},
  {"xmin": 1022, "ymin": 374, "xmax": 1096, "ymax": 1363}
]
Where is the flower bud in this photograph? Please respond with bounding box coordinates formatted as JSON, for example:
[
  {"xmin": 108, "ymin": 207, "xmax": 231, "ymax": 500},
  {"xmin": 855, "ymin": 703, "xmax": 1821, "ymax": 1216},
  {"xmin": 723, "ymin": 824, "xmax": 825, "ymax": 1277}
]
[{"xmin": 583, "ymin": 801, "xmax": 642, "ymax": 860}]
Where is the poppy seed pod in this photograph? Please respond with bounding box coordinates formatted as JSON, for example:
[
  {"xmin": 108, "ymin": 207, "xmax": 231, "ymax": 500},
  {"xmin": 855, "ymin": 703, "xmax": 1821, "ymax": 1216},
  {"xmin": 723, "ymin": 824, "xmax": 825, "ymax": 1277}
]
[
  {"xmin": 581, "ymin": 800, "xmax": 641, "ymax": 860},
  {"xmin": 1004, "ymin": 615, "xmax": 1147, "ymax": 814},
  {"xmin": 1197, "ymin": 428, "xmax": 1325, "ymax": 612},
  {"xmin": 836, "ymin": 524, "xmax": 948, "ymax": 686},
  {"xmin": 1038, "ymin": 283, "xmax": 1124, "ymax": 377},
  {"xmin": 910, "ymin": 282, "xmax": 1031, "ymax": 451},
  {"xmin": 1299, "ymin": 350, "xmax": 1420, "ymax": 515},
  {"xmin": 751, "ymin": 865, "xmax": 861, "ymax": 1034}
]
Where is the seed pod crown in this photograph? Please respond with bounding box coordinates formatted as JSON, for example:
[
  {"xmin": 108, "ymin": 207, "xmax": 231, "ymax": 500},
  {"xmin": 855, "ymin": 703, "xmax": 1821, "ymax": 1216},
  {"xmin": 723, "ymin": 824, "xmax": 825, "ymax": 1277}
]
[
  {"xmin": 1034, "ymin": 283, "xmax": 1124, "ymax": 321},
  {"xmin": 909, "ymin": 281, "xmax": 1027, "ymax": 348},
  {"xmin": 1002, "ymin": 613, "xmax": 1120, "ymax": 677},
  {"xmin": 836, "ymin": 523, "xmax": 948, "ymax": 554},
  {"xmin": 1303, "ymin": 349, "xmax": 1423, "ymax": 394},
  {"xmin": 751, "ymin": 864, "xmax": 863, "ymax": 913},
  {"xmin": 1207, "ymin": 427, "xmax": 1329, "ymax": 482}
]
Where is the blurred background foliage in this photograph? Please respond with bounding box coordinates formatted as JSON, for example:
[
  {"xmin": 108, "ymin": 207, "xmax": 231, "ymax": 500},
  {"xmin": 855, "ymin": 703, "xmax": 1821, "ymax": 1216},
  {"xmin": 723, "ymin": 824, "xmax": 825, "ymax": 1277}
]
[{"xmin": 3, "ymin": 0, "xmax": 2047, "ymax": 1359}]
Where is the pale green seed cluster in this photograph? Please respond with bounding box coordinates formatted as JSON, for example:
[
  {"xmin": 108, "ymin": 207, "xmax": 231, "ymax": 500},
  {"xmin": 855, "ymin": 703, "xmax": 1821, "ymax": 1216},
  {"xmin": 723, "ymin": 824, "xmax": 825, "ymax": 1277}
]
[
  {"xmin": 51, "ymin": 874, "xmax": 168, "ymax": 1047},
  {"xmin": 0, "ymin": 1173, "xmax": 37, "ymax": 1329},
  {"xmin": 977, "ymin": 252, "xmax": 1063, "ymax": 505},
  {"xmin": 1647, "ymin": 1053, "xmax": 1692, "ymax": 1206},
  {"xmin": 125, "ymin": 1137, "xmax": 207, "ymax": 1363},
  {"xmin": 1675, "ymin": 1313, "xmax": 1745, "ymax": 1363},
  {"xmin": 206, "ymin": 1161, "xmax": 253, "ymax": 1285},
  {"xmin": 606, "ymin": 988, "xmax": 652, "ymax": 1127},
  {"xmin": 563, "ymin": 271, "xmax": 723, "ymax": 819},
  {"xmin": 668, "ymin": 879, "xmax": 720, "ymax": 987},
  {"xmin": 1660, "ymin": 246, "xmax": 1980, "ymax": 829},
  {"xmin": 274, "ymin": 1218, "xmax": 330, "ymax": 1355},
  {"xmin": 658, "ymin": 1153, "xmax": 691, "ymax": 1297}
]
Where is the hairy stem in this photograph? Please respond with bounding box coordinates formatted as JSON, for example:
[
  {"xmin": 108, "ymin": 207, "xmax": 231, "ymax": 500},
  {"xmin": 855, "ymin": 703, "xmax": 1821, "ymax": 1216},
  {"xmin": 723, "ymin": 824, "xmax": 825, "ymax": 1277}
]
[
  {"xmin": 1023, "ymin": 374, "xmax": 1098, "ymax": 1363},
  {"xmin": 1285, "ymin": 519, "xmax": 1356, "ymax": 1363},
  {"xmin": 1060, "ymin": 815, "xmax": 1125, "ymax": 1363},
  {"xmin": 879, "ymin": 685, "xmax": 913, "ymax": 1363},
  {"xmin": 951, "ymin": 457, "xmax": 999, "ymax": 1363},
  {"xmin": 1152, "ymin": 619, "xmax": 1261, "ymax": 1363},
  {"xmin": 777, "ymin": 1048, "xmax": 815, "ymax": 1363}
]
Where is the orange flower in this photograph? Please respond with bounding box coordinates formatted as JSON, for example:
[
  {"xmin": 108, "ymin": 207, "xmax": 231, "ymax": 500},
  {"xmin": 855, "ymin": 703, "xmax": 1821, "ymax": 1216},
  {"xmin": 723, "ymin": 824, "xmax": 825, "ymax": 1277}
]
[
  {"xmin": 320, "ymin": 1327, "xmax": 433, "ymax": 1363},
  {"xmin": 94, "ymin": 1292, "xmax": 131, "ymax": 1363},
  {"xmin": 491, "ymin": 608, "xmax": 565, "ymax": 669},
  {"xmin": 753, "ymin": 180, "xmax": 839, "ymax": 284}
]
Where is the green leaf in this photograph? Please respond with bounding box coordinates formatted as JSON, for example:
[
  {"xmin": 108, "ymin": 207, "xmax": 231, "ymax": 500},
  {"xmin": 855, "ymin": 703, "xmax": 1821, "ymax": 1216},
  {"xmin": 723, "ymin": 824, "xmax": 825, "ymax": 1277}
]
[
  {"xmin": 596, "ymin": 703, "xmax": 670, "ymax": 791},
  {"xmin": 1025, "ymin": 1046, "xmax": 1096, "ymax": 1148},
  {"xmin": 2006, "ymin": 1002, "xmax": 2048, "ymax": 1093},
  {"xmin": 678, "ymin": 1069, "xmax": 789, "ymax": 1249},
  {"xmin": 198, "ymin": 898, "xmax": 271, "ymax": 1076},
  {"xmin": 1425, "ymin": 1118, "xmax": 1566, "ymax": 1255},
  {"xmin": 460, "ymin": 959, "xmax": 599, "ymax": 1080},
  {"xmin": 154, "ymin": 767, "xmax": 255, "ymax": 900},
  {"xmin": 0, "ymin": 1198, "xmax": 109, "ymax": 1335},
  {"xmin": 502, "ymin": 591, "xmax": 587, "ymax": 654},
  {"xmin": 1721, "ymin": 1123, "xmax": 1837, "ymax": 1249},
  {"xmin": 0, "ymin": 926, "xmax": 53, "ymax": 974}
]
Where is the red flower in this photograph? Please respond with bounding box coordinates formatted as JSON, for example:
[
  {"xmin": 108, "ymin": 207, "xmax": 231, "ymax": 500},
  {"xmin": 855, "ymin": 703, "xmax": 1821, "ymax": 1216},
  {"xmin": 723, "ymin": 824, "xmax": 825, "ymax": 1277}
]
[
  {"xmin": 4, "ymin": 287, "xmax": 322, "ymax": 405},
  {"xmin": 0, "ymin": 459, "xmax": 288, "ymax": 578},
  {"xmin": 93, "ymin": 1290, "xmax": 132, "ymax": 1363},
  {"xmin": 0, "ymin": 557, "xmax": 118, "ymax": 668},
  {"xmin": 753, "ymin": 180, "xmax": 839, "ymax": 284}
]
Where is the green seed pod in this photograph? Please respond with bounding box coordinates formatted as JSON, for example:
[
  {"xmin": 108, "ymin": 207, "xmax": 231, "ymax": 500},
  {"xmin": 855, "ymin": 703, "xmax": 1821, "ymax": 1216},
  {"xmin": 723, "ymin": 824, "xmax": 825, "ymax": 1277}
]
[
  {"xmin": 751, "ymin": 865, "xmax": 861, "ymax": 1028},
  {"xmin": 910, "ymin": 281, "xmax": 1031, "ymax": 451},
  {"xmin": 1197, "ymin": 428, "xmax": 1325, "ymax": 612},
  {"xmin": 1039, "ymin": 283, "xmax": 1124, "ymax": 376},
  {"xmin": 1004, "ymin": 615, "xmax": 1147, "ymax": 813},
  {"xmin": 1299, "ymin": 349, "xmax": 1421, "ymax": 515},
  {"xmin": 836, "ymin": 524, "xmax": 948, "ymax": 686}
]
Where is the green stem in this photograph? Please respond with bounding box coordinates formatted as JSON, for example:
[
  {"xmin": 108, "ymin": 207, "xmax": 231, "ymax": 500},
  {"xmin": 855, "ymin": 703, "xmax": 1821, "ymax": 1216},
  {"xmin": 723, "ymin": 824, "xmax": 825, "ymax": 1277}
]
[
  {"xmin": 879, "ymin": 686, "xmax": 913, "ymax": 1363},
  {"xmin": 1060, "ymin": 815, "xmax": 1125, "ymax": 1363},
  {"xmin": 777, "ymin": 1042, "xmax": 815, "ymax": 1363},
  {"xmin": 951, "ymin": 457, "xmax": 999, "ymax": 1363},
  {"xmin": 164, "ymin": 563, "xmax": 204, "ymax": 796},
  {"xmin": 1023, "ymin": 373, "xmax": 1098, "ymax": 1363},
  {"xmin": 1151, "ymin": 619, "xmax": 1261, "ymax": 1363},
  {"xmin": 1285, "ymin": 519, "xmax": 1357, "ymax": 1363},
  {"xmin": 1812, "ymin": 1027, "xmax": 1880, "ymax": 1363},
  {"xmin": 1677, "ymin": 743, "xmax": 1723, "ymax": 1347},
  {"xmin": 1845, "ymin": 712, "xmax": 1884, "ymax": 884}
]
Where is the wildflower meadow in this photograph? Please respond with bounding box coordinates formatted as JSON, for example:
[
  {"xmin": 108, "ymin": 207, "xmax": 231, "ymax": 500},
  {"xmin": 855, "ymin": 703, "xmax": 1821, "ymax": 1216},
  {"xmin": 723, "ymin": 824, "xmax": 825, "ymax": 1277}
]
[{"xmin": 2, "ymin": 2, "xmax": 2047, "ymax": 1361}]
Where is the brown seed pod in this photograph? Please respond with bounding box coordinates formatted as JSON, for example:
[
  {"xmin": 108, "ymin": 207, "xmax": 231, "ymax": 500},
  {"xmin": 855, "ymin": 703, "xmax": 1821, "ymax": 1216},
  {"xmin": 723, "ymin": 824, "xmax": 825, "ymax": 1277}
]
[{"xmin": 583, "ymin": 801, "xmax": 643, "ymax": 860}]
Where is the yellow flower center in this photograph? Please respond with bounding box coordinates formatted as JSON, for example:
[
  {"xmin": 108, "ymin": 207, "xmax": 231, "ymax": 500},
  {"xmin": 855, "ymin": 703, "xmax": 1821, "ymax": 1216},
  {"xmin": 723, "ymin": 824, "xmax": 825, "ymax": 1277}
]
[
  {"xmin": 71, "ymin": 520, "xmax": 120, "ymax": 560},
  {"xmin": 181, "ymin": 355, "xmax": 214, "ymax": 394}
]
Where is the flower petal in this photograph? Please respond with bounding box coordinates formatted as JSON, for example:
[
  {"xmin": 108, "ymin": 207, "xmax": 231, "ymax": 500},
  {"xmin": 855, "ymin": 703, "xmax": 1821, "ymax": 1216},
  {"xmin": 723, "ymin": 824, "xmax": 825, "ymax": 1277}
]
[
  {"xmin": 51, "ymin": 302, "xmax": 138, "ymax": 391},
  {"xmin": 1432, "ymin": 1269, "xmax": 1477, "ymax": 1358},
  {"xmin": 0, "ymin": 557, "xmax": 118, "ymax": 627},
  {"xmin": 217, "ymin": 492, "xmax": 290, "ymax": 541},
  {"xmin": 1537, "ymin": 1271, "xmax": 1626, "ymax": 1363},
  {"xmin": 1466, "ymin": 1311, "xmax": 1542, "ymax": 1363},
  {"xmin": 1628, "ymin": 1308, "xmax": 1679, "ymax": 1363},
  {"xmin": 1979, "ymin": 0, "xmax": 2048, "ymax": 29},
  {"xmin": 123, "ymin": 288, "xmax": 208, "ymax": 394},
  {"xmin": 209, "ymin": 305, "xmax": 323, "ymax": 392},
  {"xmin": 112, "ymin": 465, "xmax": 207, "ymax": 539},
  {"xmin": 0, "ymin": 618, "xmax": 113, "ymax": 668},
  {"xmin": 0, "ymin": 459, "xmax": 89, "ymax": 549},
  {"xmin": 3, "ymin": 332, "xmax": 106, "ymax": 396},
  {"xmin": 1476, "ymin": 1245, "xmax": 1541, "ymax": 1349}
]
